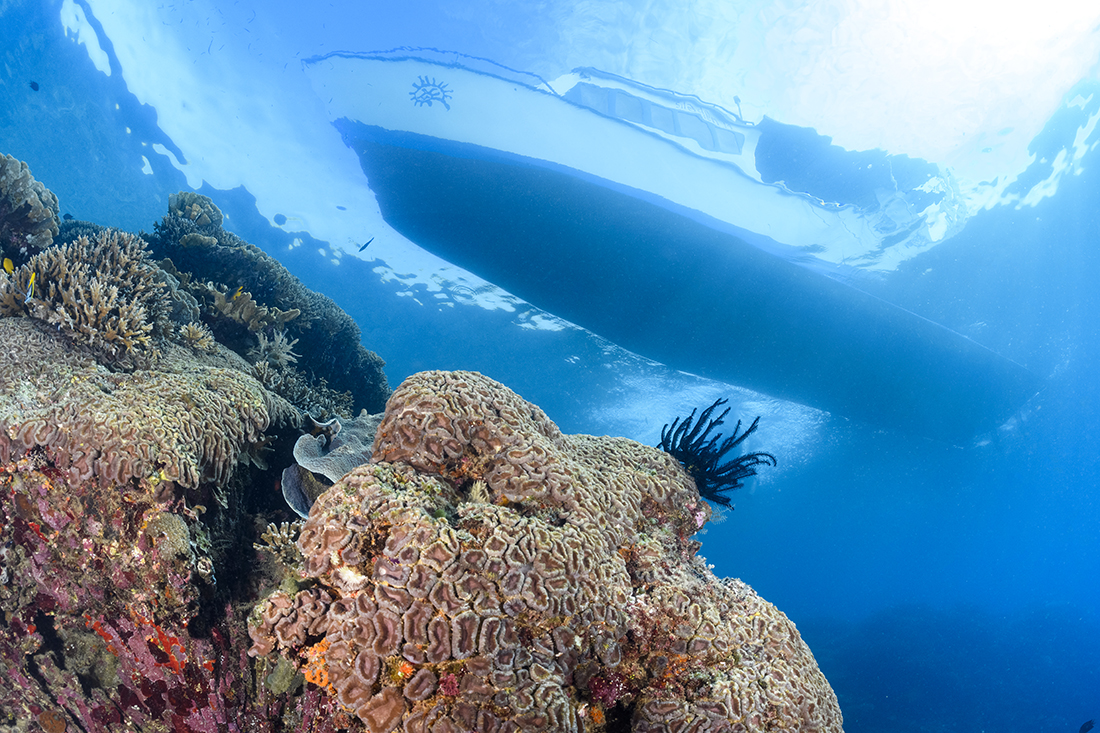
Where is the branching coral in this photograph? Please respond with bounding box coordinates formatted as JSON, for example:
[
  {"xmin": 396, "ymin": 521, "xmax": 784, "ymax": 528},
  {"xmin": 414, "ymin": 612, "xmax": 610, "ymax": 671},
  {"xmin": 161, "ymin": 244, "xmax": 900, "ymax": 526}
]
[
  {"xmin": 0, "ymin": 229, "xmax": 168, "ymax": 367},
  {"xmin": 254, "ymin": 521, "xmax": 304, "ymax": 568},
  {"xmin": 197, "ymin": 281, "xmax": 301, "ymax": 333},
  {"xmin": 658, "ymin": 398, "xmax": 777, "ymax": 507},
  {"xmin": 145, "ymin": 193, "xmax": 390, "ymax": 413},
  {"xmin": 180, "ymin": 321, "xmax": 216, "ymax": 351},
  {"xmin": 253, "ymin": 361, "xmax": 354, "ymax": 420}
]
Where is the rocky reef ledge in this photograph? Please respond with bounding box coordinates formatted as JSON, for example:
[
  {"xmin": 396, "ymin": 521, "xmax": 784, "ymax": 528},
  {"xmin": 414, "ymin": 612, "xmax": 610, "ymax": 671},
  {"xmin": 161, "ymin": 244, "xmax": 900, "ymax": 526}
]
[{"xmin": 0, "ymin": 156, "xmax": 842, "ymax": 732}]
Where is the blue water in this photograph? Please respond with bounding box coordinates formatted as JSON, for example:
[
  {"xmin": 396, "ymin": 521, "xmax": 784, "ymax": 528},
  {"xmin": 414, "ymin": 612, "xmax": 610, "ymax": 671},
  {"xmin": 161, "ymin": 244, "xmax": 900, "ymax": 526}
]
[{"xmin": 2, "ymin": 1, "xmax": 1098, "ymax": 730}]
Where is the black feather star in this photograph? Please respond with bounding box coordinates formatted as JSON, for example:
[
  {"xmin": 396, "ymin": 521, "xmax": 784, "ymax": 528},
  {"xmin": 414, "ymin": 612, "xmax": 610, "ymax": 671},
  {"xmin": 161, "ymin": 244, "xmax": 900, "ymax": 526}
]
[{"xmin": 658, "ymin": 398, "xmax": 776, "ymax": 507}]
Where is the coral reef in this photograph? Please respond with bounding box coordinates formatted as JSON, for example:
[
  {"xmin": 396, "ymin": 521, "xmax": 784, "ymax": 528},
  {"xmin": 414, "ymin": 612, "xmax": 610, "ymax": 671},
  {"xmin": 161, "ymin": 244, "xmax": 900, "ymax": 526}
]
[
  {"xmin": 249, "ymin": 371, "xmax": 843, "ymax": 732},
  {"xmin": 192, "ymin": 278, "xmax": 301, "ymax": 334},
  {"xmin": 253, "ymin": 360, "xmax": 354, "ymax": 422},
  {"xmin": 0, "ymin": 229, "xmax": 169, "ymax": 367},
  {"xmin": 251, "ymin": 328, "xmax": 302, "ymax": 367},
  {"xmin": 56, "ymin": 218, "xmax": 108, "ymax": 246},
  {"xmin": 0, "ymin": 162, "xmax": 839, "ymax": 731},
  {"xmin": 0, "ymin": 173, "xmax": 403, "ymax": 732},
  {"xmin": 658, "ymin": 399, "xmax": 777, "ymax": 507},
  {"xmin": 0, "ymin": 316, "xmax": 298, "ymax": 491},
  {"xmin": 170, "ymin": 191, "xmax": 224, "ymax": 228},
  {"xmin": 0, "ymin": 153, "xmax": 59, "ymax": 263},
  {"xmin": 181, "ymin": 320, "xmax": 217, "ymax": 351},
  {"xmin": 0, "ymin": 319, "xmax": 298, "ymax": 732},
  {"xmin": 144, "ymin": 192, "xmax": 390, "ymax": 414}
]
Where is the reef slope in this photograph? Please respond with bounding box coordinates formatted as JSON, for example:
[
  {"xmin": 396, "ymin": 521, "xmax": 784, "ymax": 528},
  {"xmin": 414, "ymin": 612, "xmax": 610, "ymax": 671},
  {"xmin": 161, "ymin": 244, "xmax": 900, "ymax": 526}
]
[{"xmin": 0, "ymin": 155, "xmax": 840, "ymax": 732}]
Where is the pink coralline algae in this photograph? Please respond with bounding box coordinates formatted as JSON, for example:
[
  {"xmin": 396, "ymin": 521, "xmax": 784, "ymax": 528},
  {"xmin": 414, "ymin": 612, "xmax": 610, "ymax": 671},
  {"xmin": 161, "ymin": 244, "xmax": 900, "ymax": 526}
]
[
  {"xmin": 249, "ymin": 370, "xmax": 844, "ymax": 732},
  {"xmin": 0, "ymin": 451, "xmax": 266, "ymax": 733},
  {"xmin": 588, "ymin": 672, "xmax": 629, "ymax": 708},
  {"xmin": 438, "ymin": 672, "xmax": 460, "ymax": 697}
]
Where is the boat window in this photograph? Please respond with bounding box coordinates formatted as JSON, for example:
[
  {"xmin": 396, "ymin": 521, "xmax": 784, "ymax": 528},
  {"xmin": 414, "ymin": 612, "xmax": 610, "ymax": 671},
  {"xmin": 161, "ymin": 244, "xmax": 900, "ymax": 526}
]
[
  {"xmin": 648, "ymin": 103, "xmax": 676, "ymax": 135},
  {"xmin": 675, "ymin": 110, "xmax": 716, "ymax": 151},
  {"xmin": 713, "ymin": 126, "xmax": 745, "ymax": 155},
  {"xmin": 572, "ymin": 83, "xmax": 610, "ymax": 115},
  {"xmin": 611, "ymin": 90, "xmax": 645, "ymax": 124},
  {"xmin": 564, "ymin": 81, "xmax": 743, "ymax": 156}
]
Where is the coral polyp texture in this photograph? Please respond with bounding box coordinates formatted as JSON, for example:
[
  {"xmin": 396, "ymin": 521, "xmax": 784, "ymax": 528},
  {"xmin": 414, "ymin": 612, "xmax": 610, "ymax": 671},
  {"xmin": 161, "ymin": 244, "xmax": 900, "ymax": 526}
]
[
  {"xmin": 0, "ymin": 153, "xmax": 59, "ymax": 261},
  {"xmin": 249, "ymin": 370, "xmax": 843, "ymax": 732},
  {"xmin": 0, "ymin": 318, "xmax": 291, "ymax": 488}
]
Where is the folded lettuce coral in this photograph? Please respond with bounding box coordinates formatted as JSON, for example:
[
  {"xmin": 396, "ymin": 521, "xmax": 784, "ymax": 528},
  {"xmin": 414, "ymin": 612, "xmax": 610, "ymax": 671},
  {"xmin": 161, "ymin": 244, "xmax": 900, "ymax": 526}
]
[
  {"xmin": 250, "ymin": 370, "xmax": 844, "ymax": 733},
  {"xmin": 0, "ymin": 317, "xmax": 295, "ymax": 488},
  {"xmin": 280, "ymin": 411, "xmax": 384, "ymax": 517}
]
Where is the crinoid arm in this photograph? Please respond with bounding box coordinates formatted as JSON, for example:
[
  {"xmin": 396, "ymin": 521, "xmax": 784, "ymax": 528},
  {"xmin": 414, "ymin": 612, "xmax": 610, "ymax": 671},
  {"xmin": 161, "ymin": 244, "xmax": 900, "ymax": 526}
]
[{"xmin": 658, "ymin": 398, "xmax": 777, "ymax": 506}]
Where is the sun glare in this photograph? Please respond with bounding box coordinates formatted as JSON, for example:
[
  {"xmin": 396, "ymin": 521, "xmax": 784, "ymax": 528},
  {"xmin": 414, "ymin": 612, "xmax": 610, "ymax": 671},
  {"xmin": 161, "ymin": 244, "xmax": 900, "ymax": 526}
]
[{"xmin": 779, "ymin": 0, "xmax": 1100, "ymax": 188}]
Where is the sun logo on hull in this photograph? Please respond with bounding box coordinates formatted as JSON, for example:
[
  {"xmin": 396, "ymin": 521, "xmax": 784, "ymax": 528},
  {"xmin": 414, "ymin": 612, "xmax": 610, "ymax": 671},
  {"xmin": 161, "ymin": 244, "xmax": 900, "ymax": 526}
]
[{"xmin": 410, "ymin": 76, "xmax": 452, "ymax": 110}]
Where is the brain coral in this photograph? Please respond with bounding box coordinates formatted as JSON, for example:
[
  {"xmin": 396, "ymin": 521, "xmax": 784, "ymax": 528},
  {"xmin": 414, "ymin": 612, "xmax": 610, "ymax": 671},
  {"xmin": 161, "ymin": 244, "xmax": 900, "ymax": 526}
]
[
  {"xmin": 0, "ymin": 153, "xmax": 59, "ymax": 260},
  {"xmin": 249, "ymin": 370, "xmax": 843, "ymax": 732},
  {"xmin": 0, "ymin": 317, "xmax": 291, "ymax": 488}
]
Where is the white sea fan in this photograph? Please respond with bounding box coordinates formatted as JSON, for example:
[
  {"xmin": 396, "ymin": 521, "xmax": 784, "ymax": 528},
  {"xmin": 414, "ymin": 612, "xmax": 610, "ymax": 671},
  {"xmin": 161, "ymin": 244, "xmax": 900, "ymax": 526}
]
[{"xmin": 250, "ymin": 328, "xmax": 301, "ymax": 367}]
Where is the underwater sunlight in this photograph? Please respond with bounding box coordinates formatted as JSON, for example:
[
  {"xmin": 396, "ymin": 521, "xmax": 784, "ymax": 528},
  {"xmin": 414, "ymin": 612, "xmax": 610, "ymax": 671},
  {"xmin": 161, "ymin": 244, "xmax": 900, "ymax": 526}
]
[{"xmin": 0, "ymin": 1, "xmax": 1098, "ymax": 731}]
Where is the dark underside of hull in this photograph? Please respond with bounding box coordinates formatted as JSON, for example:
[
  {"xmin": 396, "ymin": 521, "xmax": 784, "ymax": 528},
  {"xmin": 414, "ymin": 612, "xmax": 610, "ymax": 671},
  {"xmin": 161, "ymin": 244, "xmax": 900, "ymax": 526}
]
[{"xmin": 337, "ymin": 119, "xmax": 1040, "ymax": 444}]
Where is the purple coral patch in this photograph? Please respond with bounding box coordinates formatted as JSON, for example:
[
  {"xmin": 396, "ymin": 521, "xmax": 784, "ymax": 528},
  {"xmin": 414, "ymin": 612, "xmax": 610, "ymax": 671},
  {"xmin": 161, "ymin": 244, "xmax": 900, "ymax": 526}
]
[{"xmin": 588, "ymin": 671, "xmax": 629, "ymax": 707}]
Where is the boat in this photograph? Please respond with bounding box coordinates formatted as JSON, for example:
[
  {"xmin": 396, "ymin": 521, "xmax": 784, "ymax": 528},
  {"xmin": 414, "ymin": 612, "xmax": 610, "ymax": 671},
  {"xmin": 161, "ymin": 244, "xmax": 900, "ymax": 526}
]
[{"xmin": 303, "ymin": 47, "xmax": 1039, "ymax": 443}]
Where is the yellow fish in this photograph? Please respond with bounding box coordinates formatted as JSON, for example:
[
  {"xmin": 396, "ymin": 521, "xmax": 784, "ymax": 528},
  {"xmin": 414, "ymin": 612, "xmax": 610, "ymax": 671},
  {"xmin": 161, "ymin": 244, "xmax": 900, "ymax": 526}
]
[
  {"xmin": 2, "ymin": 257, "xmax": 11, "ymax": 274},
  {"xmin": 233, "ymin": 285, "xmax": 244, "ymax": 300},
  {"xmin": 27, "ymin": 272, "xmax": 35, "ymax": 299}
]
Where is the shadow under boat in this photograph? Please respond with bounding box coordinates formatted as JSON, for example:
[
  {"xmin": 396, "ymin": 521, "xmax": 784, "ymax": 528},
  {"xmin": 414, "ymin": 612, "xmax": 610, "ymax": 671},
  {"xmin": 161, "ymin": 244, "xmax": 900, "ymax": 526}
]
[{"xmin": 305, "ymin": 49, "xmax": 1040, "ymax": 444}]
